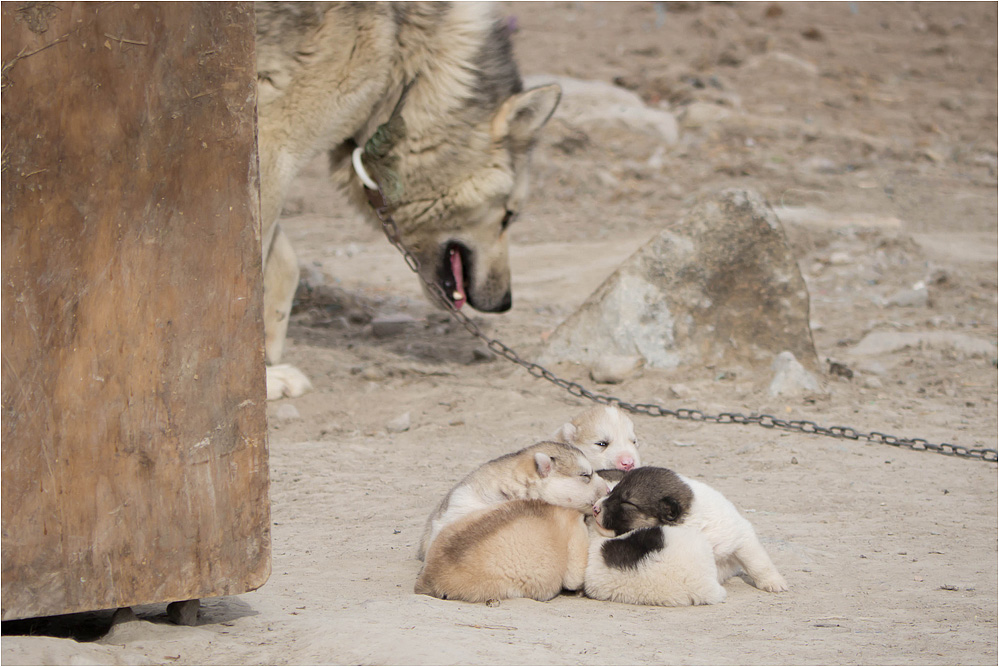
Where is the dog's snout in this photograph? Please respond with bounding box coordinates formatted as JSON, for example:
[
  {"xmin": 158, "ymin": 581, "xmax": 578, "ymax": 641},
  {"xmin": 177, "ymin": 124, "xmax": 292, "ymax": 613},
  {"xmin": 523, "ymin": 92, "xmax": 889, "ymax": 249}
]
[
  {"xmin": 618, "ymin": 457, "xmax": 635, "ymax": 471},
  {"xmin": 493, "ymin": 289, "xmax": 512, "ymax": 312}
]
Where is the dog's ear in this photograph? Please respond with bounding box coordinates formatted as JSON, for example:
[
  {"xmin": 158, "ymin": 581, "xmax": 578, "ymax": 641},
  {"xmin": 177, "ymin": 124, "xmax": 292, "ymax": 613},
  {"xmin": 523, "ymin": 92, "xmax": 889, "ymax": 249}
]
[
  {"xmin": 534, "ymin": 452, "xmax": 554, "ymax": 478},
  {"xmin": 656, "ymin": 495, "xmax": 685, "ymax": 525},
  {"xmin": 491, "ymin": 84, "xmax": 561, "ymax": 149},
  {"xmin": 551, "ymin": 422, "xmax": 576, "ymax": 443}
]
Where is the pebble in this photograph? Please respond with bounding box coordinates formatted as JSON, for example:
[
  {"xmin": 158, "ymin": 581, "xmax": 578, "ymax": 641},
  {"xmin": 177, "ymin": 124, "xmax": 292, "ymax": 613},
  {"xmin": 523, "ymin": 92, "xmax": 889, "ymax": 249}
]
[
  {"xmin": 274, "ymin": 403, "xmax": 301, "ymax": 422},
  {"xmin": 386, "ymin": 412, "xmax": 411, "ymax": 433},
  {"xmin": 589, "ymin": 355, "xmax": 643, "ymax": 384},
  {"xmin": 372, "ymin": 314, "xmax": 418, "ymax": 338},
  {"xmin": 359, "ymin": 366, "xmax": 387, "ymax": 381},
  {"xmin": 885, "ymin": 284, "xmax": 929, "ymax": 308},
  {"xmin": 850, "ymin": 331, "xmax": 995, "ymax": 358},
  {"xmin": 768, "ymin": 351, "xmax": 826, "ymax": 397}
]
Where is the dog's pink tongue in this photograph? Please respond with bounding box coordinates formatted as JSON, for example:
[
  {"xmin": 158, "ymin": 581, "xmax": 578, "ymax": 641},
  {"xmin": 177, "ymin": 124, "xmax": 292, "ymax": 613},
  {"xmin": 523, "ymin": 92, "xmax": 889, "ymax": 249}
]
[{"xmin": 450, "ymin": 248, "xmax": 466, "ymax": 310}]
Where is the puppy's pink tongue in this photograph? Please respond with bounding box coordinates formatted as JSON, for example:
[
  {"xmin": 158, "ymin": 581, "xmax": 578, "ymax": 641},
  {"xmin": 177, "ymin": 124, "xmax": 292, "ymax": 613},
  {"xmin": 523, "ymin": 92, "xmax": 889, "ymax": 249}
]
[{"xmin": 450, "ymin": 248, "xmax": 466, "ymax": 310}]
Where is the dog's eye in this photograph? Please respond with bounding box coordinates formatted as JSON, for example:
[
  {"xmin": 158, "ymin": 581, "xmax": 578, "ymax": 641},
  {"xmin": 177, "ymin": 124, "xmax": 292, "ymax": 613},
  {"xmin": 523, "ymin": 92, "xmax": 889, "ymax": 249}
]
[
  {"xmin": 501, "ymin": 210, "xmax": 515, "ymax": 231},
  {"xmin": 596, "ymin": 440, "xmax": 609, "ymax": 448},
  {"xmin": 580, "ymin": 471, "xmax": 592, "ymax": 480}
]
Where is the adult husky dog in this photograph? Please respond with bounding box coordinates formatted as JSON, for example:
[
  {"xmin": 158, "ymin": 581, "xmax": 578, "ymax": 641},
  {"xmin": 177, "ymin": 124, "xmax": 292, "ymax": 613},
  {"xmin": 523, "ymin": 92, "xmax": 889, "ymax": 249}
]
[{"xmin": 255, "ymin": 3, "xmax": 561, "ymax": 398}]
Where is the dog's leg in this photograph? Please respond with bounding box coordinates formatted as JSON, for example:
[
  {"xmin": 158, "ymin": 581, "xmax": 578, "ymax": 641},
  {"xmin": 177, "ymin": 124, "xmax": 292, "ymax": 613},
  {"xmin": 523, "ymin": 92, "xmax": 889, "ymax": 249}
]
[
  {"xmin": 263, "ymin": 224, "xmax": 299, "ymax": 364},
  {"xmin": 734, "ymin": 536, "xmax": 788, "ymax": 592},
  {"xmin": 262, "ymin": 226, "xmax": 312, "ymax": 400}
]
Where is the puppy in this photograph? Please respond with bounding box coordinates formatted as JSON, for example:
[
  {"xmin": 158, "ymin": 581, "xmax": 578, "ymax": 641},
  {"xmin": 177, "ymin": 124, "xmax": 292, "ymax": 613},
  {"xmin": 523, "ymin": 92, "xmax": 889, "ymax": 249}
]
[
  {"xmin": 552, "ymin": 405, "xmax": 641, "ymax": 472},
  {"xmin": 417, "ymin": 441, "xmax": 608, "ymax": 560},
  {"xmin": 415, "ymin": 499, "xmax": 589, "ymax": 602},
  {"xmin": 592, "ymin": 467, "xmax": 788, "ymax": 593}
]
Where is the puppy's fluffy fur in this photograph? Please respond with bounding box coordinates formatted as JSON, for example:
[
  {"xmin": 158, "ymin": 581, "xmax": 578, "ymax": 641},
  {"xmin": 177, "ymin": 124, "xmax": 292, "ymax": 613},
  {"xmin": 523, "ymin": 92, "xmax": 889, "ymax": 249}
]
[
  {"xmin": 552, "ymin": 406, "xmax": 641, "ymax": 472},
  {"xmin": 415, "ymin": 499, "xmax": 589, "ymax": 602},
  {"xmin": 417, "ymin": 441, "xmax": 607, "ymax": 560},
  {"xmin": 585, "ymin": 467, "xmax": 787, "ymax": 606}
]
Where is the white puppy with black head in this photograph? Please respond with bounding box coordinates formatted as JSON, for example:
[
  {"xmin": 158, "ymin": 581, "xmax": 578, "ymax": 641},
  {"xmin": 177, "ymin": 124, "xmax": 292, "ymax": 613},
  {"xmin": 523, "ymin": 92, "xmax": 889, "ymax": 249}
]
[{"xmin": 585, "ymin": 467, "xmax": 787, "ymax": 606}]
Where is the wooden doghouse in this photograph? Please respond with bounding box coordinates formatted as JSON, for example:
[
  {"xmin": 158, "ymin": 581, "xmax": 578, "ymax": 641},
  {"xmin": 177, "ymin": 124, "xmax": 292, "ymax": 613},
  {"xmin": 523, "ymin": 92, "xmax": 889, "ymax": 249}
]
[{"xmin": 1, "ymin": 3, "xmax": 270, "ymax": 621}]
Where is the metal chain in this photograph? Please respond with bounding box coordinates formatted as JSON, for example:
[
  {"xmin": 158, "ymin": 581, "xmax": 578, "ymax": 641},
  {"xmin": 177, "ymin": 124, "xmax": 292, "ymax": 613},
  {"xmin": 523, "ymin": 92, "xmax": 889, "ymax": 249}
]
[{"xmin": 369, "ymin": 199, "xmax": 998, "ymax": 464}]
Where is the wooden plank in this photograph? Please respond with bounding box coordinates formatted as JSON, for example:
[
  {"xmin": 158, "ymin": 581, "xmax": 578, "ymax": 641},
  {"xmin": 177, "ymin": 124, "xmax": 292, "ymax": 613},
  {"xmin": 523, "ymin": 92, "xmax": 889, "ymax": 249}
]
[{"xmin": 1, "ymin": 2, "xmax": 269, "ymax": 620}]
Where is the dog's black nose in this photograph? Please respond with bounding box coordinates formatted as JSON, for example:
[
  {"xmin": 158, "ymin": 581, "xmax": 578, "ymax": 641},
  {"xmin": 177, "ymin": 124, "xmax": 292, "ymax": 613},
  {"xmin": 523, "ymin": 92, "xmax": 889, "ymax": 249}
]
[{"xmin": 494, "ymin": 290, "xmax": 512, "ymax": 312}]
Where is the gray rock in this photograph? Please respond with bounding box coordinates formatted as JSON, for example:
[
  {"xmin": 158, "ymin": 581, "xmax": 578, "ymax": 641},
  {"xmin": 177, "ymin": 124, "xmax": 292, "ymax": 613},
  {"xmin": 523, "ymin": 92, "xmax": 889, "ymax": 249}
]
[
  {"xmin": 885, "ymin": 284, "xmax": 929, "ymax": 308},
  {"xmin": 167, "ymin": 599, "xmax": 200, "ymax": 626},
  {"xmin": 850, "ymin": 331, "xmax": 996, "ymax": 359},
  {"xmin": 769, "ymin": 351, "xmax": 826, "ymax": 397},
  {"xmin": 371, "ymin": 314, "xmax": 417, "ymax": 338},
  {"xmin": 386, "ymin": 412, "xmax": 411, "ymax": 433},
  {"xmin": 589, "ymin": 355, "xmax": 643, "ymax": 384},
  {"xmin": 274, "ymin": 403, "xmax": 301, "ymax": 422},
  {"xmin": 539, "ymin": 189, "xmax": 819, "ymax": 375}
]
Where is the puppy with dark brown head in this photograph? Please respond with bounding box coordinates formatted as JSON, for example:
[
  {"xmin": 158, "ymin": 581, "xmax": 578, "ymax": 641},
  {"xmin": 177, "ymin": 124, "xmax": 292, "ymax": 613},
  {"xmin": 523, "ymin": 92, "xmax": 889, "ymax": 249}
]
[
  {"xmin": 589, "ymin": 466, "xmax": 788, "ymax": 602},
  {"xmin": 584, "ymin": 467, "xmax": 724, "ymax": 606}
]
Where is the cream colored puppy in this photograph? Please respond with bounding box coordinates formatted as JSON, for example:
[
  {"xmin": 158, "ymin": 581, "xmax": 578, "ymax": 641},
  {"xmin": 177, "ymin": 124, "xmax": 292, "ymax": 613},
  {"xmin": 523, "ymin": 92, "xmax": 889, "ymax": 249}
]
[
  {"xmin": 415, "ymin": 499, "xmax": 589, "ymax": 603},
  {"xmin": 417, "ymin": 441, "xmax": 608, "ymax": 561},
  {"xmin": 552, "ymin": 405, "xmax": 641, "ymax": 472}
]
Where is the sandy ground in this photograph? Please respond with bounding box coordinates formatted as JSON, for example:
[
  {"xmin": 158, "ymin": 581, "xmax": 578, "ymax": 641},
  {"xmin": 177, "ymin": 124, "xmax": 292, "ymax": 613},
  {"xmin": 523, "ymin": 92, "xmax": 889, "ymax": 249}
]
[{"xmin": 3, "ymin": 2, "xmax": 997, "ymax": 665}]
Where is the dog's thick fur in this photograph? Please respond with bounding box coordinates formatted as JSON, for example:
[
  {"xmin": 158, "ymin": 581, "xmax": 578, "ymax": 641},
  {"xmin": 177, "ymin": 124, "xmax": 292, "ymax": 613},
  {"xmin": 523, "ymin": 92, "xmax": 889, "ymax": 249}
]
[
  {"xmin": 415, "ymin": 499, "xmax": 590, "ymax": 602},
  {"xmin": 552, "ymin": 405, "xmax": 641, "ymax": 471},
  {"xmin": 255, "ymin": 3, "xmax": 561, "ymax": 398},
  {"xmin": 585, "ymin": 467, "xmax": 787, "ymax": 606},
  {"xmin": 416, "ymin": 441, "xmax": 608, "ymax": 561},
  {"xmin": 585, "ymin": 524, "xmax": 726, "ymax": 607}
]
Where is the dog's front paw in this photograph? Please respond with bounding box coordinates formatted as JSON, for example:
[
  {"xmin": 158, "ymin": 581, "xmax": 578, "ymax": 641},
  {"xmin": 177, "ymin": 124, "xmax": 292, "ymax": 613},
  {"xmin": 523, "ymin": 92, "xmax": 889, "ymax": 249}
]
[
  {"xmin": 266, "ymin": 364, "xmax": 313, "ymax": 400},
  {"xmin": 754, "ymin": 574, "xmax": 789, "ymax": 593}
]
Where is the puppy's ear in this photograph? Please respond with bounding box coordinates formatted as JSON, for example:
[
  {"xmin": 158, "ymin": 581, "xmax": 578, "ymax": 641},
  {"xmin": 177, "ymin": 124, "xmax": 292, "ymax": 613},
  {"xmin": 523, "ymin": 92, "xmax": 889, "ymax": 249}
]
[
  {"xmin": 656, "ymin": 496, "xmax": 685, "ymax": 525},
  {"xmin": 534, "ymin": 452, "xmax": 554, "ymax": 478},
  {"xmin": 491, "ymin": 84, "xmax": 561, "ymax": 149},
  {"xmin": 551, "ymin": 422, "xmax": 576, "ymax": 443}
]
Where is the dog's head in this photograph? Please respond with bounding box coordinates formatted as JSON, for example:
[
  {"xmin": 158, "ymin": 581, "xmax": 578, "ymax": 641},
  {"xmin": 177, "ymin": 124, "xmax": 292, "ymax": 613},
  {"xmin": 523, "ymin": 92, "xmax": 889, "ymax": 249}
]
[
  {"xmin": 553, "ymin": 405, "xmax": 641, "ymax": 472},
  {"xmin": 347, "ymin": 16, "xmax": 560, "ymax": 314},
  {"xmin": 515, "ymin": 441, "xmax": 609, "ymax": 514},
  {"xmin": 592, "ymin": 467, "xmax": 694, "ymax": 537}
]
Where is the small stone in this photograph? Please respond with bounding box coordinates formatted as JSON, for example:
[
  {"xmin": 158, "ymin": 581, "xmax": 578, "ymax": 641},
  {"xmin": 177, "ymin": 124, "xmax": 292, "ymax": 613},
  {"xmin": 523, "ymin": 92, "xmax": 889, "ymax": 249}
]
[
  {"xmin": 885, "ymin": 285, "xmax": 929, "ymax": 308},
  {"xmin": 274, "ymin": 403, "xmax": 301, "ymax": 422},
  {"xmin": 589, "ymin": 355, "xmax": 643, "ymax": 384},
  {"xmin": 167, "ymin": 599, "xmax": 200, "ymax": 626},
  {"xmin": 386, "ymin": 412, "xmax": 411, "ymax": 433},
  {"xmin": 371, "ymin": 314, "xmax": 417, "ymax": 338},
  {"xmin": 110, "ymin": 607, "xmax": 138, "ymax": 626},
  {"xmin": 668, "ymin": 383, "xmax": 691, "ymax": 399},
  {"xmin": 485, "ymin": 599, "xmax": 501, "ymax": 607},
  {"xmin": 862, "ymin": 376, "xmax": 884, "ymax": 389},
  {"xmin": 769, "ymin": 351, "xmax": 826, "ymax": 397},
  {"xmin": 472, "ymin": 346, "xmax": 495, "ymax": 362},
  {"xmin": 360, "ymin": 366, "xmax": 387, "ymax": 382}
]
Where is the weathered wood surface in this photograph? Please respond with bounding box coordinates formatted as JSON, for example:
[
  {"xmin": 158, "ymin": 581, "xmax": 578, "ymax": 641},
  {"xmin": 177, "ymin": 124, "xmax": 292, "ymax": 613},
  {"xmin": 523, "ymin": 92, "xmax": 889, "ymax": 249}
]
[{"xmin": 1, "ymin": 2, "xmax": 270, "ymax": 621}]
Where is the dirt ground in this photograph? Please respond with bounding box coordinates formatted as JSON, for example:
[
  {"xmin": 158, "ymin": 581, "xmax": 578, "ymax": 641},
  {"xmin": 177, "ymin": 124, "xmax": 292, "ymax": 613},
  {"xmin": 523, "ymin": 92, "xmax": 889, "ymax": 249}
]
[{"xmin": 3, "ymin": 2, "xmax": 996, "ymax": 665}]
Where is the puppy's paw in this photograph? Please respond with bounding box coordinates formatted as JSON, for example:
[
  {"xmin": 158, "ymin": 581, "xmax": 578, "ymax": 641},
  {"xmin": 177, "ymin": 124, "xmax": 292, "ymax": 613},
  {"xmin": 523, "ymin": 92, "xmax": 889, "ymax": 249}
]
[
  {"xmin": 754, "ymin": 573, "xmax": 789, "ymax": 593},
  {"xmin": 266, "ymin": 364, "xmax": 313, "ymax": 400}
]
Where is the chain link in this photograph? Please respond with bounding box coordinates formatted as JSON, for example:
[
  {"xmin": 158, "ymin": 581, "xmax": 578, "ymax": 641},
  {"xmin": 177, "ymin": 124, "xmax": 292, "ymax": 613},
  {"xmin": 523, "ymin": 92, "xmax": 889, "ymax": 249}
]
[{"xmin": 370, "ymin": 200, "xmax": 998, "ymax": 464}]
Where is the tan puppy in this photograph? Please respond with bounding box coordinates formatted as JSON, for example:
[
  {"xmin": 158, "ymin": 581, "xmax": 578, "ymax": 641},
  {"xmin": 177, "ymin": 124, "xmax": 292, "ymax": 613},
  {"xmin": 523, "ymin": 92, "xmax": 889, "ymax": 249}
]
[
  {"xmin": 417, "ymin": 441, "xmax": 608, "ymax": 561},
  {"xmin": 552, "ymin": 405, "xmax": 641, "ymax": 472},
  {"xmin": 415, "ymin": 500, "xmax": 589, "ymax": 602}
]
